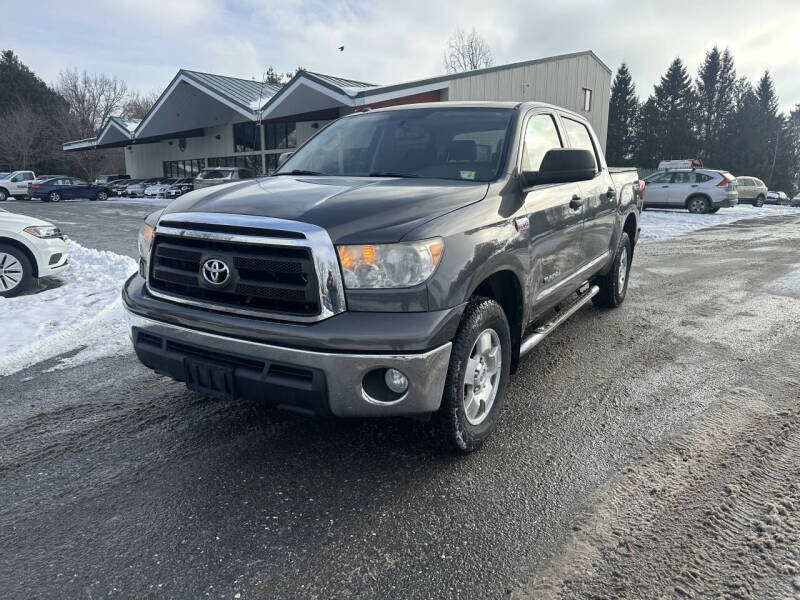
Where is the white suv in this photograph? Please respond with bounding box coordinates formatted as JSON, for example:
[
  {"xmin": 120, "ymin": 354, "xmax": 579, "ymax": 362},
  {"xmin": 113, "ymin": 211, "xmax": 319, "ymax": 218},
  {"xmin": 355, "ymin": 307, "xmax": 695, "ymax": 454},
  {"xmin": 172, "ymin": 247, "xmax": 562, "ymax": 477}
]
[
  {"xmin": 0, "ymin": 171, "xmax": 36, "ymax": 201},
  {"xmin": 0, "ymin": 208, "xmax": 69, "ymax": 296},
  {"xmin": 642, "ymin": 169, "xmax": 738, "ymax": 214}
]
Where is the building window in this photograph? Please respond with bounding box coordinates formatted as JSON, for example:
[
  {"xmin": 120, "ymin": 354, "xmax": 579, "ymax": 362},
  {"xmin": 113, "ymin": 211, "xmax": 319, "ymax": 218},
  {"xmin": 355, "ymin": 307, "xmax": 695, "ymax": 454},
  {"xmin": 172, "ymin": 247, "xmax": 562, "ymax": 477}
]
[
  {"xmin": 583, "ymin": 88, "xmax": 592, "ymax": 112},
  {"xmin": 233, "ymin": 121, "xmax": 261, "ymax": 152},
  {"xmin": 207, "ymin": 154, "xmax": 262, "ymax": 174},
  {"xmin": 163, "ymin": 158, "xmax": 205, "ymax": 178},
  {"xmin": 264, "ymin": 121, "xmax": 297, "ymax": 150}
]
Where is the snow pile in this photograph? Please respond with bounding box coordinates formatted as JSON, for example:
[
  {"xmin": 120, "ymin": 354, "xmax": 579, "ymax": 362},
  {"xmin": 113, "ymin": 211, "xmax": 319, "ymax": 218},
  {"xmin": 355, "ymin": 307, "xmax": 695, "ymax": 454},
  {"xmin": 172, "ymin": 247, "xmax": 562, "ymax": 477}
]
[
  {"xmin": 0, "ymin": 241, "xmax": 138, "ymax": 376},
  {"xmin": 640, "ymin": 206, "xmax": 799, "ymax": 241}
]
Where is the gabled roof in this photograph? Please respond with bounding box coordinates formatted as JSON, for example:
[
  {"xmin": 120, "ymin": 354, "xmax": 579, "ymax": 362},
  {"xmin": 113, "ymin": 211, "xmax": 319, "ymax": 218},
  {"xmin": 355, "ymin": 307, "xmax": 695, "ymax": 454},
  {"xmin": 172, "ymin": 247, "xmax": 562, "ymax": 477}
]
[{"xmin": 181, "ymin": 69, "xmax": 282, "ymax": 112}]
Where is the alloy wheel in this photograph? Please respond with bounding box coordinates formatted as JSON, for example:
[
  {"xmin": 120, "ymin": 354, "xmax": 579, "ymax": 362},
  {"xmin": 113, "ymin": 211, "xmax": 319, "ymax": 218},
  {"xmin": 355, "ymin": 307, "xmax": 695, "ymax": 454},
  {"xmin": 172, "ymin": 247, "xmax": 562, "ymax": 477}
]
[
  {"xmin": 463, "ymin": 328, "xmax": 502, "ymax": 425},
  {"xmin": 0, "ymin": 252, "xmax": 23, "ymax": 292}
]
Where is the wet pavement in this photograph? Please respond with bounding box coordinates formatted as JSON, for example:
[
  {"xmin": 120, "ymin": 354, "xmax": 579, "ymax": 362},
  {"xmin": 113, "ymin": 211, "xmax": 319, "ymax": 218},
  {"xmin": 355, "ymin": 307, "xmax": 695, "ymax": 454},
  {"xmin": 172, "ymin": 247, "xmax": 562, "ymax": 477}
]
[{"xmin": 1, "ymin": 200, "xmax": 799, "ymax": 599}]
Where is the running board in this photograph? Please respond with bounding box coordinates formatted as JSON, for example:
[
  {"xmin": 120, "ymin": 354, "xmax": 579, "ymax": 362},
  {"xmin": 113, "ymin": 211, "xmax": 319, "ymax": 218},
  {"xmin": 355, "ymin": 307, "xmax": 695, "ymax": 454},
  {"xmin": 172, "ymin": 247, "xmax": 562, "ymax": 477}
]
[{"xmin": 519, "ymin": 284, "xmax": 600, "ymax": 358}]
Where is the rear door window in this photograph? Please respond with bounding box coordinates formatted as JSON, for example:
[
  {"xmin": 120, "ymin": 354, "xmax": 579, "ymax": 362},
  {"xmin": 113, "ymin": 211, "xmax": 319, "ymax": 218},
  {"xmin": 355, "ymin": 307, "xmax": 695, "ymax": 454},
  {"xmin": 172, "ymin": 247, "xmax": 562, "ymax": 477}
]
[
  {"xmin": 649, "ymin": 172, "xmax": 673, "ymax": 184},
  {"xmin": 561, "ymin": 117, "xmax": 599, "ymax": 172},
  {"xmin": 521, "ymin": 114, "xmax": 563, "ymax": 172}
]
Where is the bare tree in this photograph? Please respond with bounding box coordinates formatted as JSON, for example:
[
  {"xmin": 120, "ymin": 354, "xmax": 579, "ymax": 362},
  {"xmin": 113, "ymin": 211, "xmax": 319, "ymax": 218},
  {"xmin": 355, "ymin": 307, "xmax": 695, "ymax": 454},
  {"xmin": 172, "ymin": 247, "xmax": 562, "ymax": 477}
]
[
  {"xmin": 122, "ymin": 90, "xmax": 159, "ymax": 120},
  {"xmin": 443, "ymin": 28, "xmax": 494, "ymax": 74},
  {"xmin": 0, "ymin": 100, "xmax": 51, "ymax": 169},
  {"xmin": 56, "ymin": 68, "xmax": 128, "ymax": 137}
]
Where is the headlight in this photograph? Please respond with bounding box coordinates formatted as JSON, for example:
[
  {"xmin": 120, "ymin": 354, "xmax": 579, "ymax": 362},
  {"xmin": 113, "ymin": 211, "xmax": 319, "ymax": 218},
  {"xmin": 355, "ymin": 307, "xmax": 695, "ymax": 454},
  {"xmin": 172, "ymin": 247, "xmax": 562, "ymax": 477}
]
[
  {"xmin": 336, "ymin": 239, "xmax": 443, "ymax": 289},
  {"xmin": 24, "ymin": 225, "xmax": 61, "ymax": 239},
  {"xmin": 138, "ymin": 209, "xmax": 164, "ymax": 262}
]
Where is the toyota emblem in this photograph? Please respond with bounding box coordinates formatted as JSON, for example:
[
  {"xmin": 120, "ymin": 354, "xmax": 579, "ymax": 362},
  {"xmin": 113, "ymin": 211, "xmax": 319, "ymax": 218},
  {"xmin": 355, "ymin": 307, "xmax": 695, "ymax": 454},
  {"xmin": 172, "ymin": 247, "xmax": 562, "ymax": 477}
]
[{"xmin": 201, "ymin": 258, "xmax": 230, "ymax": 285}]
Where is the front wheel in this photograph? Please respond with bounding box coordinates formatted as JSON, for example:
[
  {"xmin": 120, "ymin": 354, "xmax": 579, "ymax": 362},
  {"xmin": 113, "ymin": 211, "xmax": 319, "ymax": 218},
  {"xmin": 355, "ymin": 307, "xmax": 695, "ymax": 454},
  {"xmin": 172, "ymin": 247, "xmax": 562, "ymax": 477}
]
[
  {"xmin": 432, "ymin": 297, "xmax": 511, "ymax": 453},
  {"xmin": 0, "ymin": 244, "xmax": 34, "ymax": 297},
  {"xmin": 96, "ymin": 191, "xmax": 108, "ymax": 201},
  {"xmin": 593, "ymin": 232, "xmax": 632, "ymax": 309}
]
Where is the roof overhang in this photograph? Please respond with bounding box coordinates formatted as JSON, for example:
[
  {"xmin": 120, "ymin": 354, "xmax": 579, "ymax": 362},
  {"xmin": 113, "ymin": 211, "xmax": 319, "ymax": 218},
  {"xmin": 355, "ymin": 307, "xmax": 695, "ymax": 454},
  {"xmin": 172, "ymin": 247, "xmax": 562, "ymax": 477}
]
[{"xmin": 136, "ymin": 72, "xmax": 257, "ymax": 139}]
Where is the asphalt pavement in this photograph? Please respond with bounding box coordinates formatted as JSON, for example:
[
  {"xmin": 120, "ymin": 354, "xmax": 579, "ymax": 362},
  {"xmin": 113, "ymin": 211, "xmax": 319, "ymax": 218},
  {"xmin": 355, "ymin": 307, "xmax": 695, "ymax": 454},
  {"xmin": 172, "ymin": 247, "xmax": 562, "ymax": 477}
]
[{"xmin": 1, "ymin": 199, "xmax": 799, "ymax": 599}]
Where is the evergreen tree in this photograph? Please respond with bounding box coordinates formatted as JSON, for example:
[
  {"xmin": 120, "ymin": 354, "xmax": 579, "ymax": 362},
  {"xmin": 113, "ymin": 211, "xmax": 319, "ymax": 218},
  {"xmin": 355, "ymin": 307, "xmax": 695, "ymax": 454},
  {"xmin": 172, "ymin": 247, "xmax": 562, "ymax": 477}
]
[
  {"xmin": 0, "ymin": 50, "xmax": 62, "ymax": 115},
  {"xmin": 695, "ymin": 47, "xmax": 736, "ymax": 167},
  {"xmin": 635, "ymin": 58, "xmax": 697, "ymax": 167},
  {"xmin": 606, "ymin": 63, "xmax": 639, "ymax": 165}
]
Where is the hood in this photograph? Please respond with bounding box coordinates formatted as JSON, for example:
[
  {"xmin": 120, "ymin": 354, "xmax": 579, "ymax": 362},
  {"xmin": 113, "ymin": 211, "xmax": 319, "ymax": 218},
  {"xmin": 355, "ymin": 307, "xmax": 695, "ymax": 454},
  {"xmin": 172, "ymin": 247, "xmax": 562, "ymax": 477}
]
[
  {"xmin": 0, "ymin": 211, "xmax": 57, "ymax": 230},
  {"xmin": 161, "ymin": 176, "xmax": 489, "ymax": 244}
]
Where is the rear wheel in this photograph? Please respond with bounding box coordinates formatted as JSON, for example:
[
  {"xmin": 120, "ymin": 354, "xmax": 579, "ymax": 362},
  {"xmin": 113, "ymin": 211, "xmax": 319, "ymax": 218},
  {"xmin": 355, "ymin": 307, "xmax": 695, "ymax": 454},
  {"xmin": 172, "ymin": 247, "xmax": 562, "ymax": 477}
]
[
  {"xmin": 0, "ymin": 189, "xmax": 8, "ymax": 202},
  {"xmin": 431, "ymin": 297, "xmax": 511, "ymax": 453},
  {"xmin": 687, "ymin": 196, "xmax": 710, "ymax": 214},
  {"xmin": 755, "ymin": 194, "xmax": 765, "ymax": 207},
  {"xmin": 48, "ymin": 191, "xmax": 61, "ymax": 203},
  {"xmin": 0, "ymin": 244, "xmax": 34, "ymax": 297},
  {"xmin": 593, "ymin": 232, "xmax": 632, "ymax": 309}
]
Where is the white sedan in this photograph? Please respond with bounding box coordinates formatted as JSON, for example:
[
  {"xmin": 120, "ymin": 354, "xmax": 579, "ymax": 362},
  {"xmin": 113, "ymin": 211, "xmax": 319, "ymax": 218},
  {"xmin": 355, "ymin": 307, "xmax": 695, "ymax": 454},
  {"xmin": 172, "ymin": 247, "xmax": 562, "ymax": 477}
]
[{"xmin": 0, "ymin": 208, "xmax": 69, "ymax": 297}]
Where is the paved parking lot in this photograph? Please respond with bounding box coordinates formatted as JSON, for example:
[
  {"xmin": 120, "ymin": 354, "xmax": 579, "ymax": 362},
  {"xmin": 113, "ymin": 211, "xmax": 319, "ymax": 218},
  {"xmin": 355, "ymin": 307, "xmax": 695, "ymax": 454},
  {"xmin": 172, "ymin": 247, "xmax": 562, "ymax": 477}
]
[{"xmin": 1, "ymin": 199, "xmax": 799, "ymax": 599}]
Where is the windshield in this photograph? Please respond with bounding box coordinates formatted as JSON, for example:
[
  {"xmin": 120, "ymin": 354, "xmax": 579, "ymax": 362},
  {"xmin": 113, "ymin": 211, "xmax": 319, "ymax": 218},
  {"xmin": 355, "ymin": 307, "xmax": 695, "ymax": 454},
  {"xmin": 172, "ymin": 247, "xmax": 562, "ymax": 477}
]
[{"xmin": 277, "ymin": 107, "xmax": 514, "ymax": 182}]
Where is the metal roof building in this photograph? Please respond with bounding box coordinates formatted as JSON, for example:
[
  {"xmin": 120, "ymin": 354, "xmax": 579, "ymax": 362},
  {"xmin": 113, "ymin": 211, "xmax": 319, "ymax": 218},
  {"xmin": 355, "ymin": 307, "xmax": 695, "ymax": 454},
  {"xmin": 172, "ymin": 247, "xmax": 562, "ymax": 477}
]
[{"xmin": 63, "ymin": 50, "xmax": 611, "ymax": 178}]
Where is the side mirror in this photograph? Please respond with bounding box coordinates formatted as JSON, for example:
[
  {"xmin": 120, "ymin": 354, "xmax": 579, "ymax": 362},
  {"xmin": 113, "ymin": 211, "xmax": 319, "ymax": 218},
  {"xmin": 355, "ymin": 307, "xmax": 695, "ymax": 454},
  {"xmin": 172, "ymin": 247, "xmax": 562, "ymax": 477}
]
[
  {"xmin": 522, "ymin": 149, "xmax": 596, "ymax": 187},
  {"xmin": 277, "ymin": 152, "xmax": 294, "ymax": 168}
]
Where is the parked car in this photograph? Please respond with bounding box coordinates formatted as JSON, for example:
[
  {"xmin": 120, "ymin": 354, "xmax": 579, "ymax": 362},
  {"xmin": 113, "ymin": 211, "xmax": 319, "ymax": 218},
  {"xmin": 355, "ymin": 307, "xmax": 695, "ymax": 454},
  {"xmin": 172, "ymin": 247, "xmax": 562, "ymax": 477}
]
[
  {"xmin": 192, "ymin": 167, "xmax": 255, "ymax": 190},
  {"xmin": 657, "ymin": 158, "xmax": 703, "ymax": 170},
  {"xmin": 95, "ymin": 174, "xmax": 130, "ymax": 185},
  {"xmin": 765, "ymin": 191, "xmax": 790, "ymax": 205},
  {"xmin": 642, "ymin": 168, "xmax": 738, "ymax": 213},
  {"xmin": 0, "ymin": 173, "xmax": 9, "ymax": 179},
  {"xmin": 28, "ymin": 177, "xmax": 112, "ymax": 202},
  {"xmin": 0, "ymin": 206, "xmax": 68, "ymax": 296},
  {"xmin": 0, "ymin": 170, "xmax": 36, "ymax": 201},
  {"xmin": 125, "ymin": 101, "xmax": 642, "ymax": 452},
  {"xmin": 735, "ymin": 176, "xmax": 768, "ymax": 206},
  {"xmin": 124, "ymin": 178, "xmax": 163, "ymax": 198},
  {"xmin": 110, "ymin": 178, "xmax": 138, "ymax": 196},
  {"xmin": 144, "ymin": 178, "xmax": 177, "ymax": 199},
  {"xmin": 165, "ymin": 178, "xmax": 194, "ymax": 198},
  {"xmin": 791, "ymin": 194, "xmax": 800, "ymax": 208}
]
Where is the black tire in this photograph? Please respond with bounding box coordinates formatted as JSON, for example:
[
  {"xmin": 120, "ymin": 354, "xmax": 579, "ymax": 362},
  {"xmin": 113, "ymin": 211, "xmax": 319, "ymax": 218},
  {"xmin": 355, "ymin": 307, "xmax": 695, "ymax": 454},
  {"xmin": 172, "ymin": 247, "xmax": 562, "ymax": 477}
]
[
  {"xmin": 48, "ymin": 191, "xmax": 61, "ymax": 202},
  {"xmin": 592, "ymin": 232, "xmax": 632, "ymax": 309},
  {"xmin": 708, "ymin": 207, "xmax": 720, "ymax": 213},
  {"xmin": 0, "ymin": 243, "xmax": 34, "ymax": 298},
  {"xmin": 96, "ymin": 191, "xmax": 108, "ymax": 201},
  {"xmin": 0, "ymin": 188, "xmax": 8, "ymax": 202},
  {"xmin": 755, "ymin": 194, "xmax": 765, "ymax": 207},
  {"xmin": 431, "ymin": 297, "xmax": 511, "ymax": 453}
]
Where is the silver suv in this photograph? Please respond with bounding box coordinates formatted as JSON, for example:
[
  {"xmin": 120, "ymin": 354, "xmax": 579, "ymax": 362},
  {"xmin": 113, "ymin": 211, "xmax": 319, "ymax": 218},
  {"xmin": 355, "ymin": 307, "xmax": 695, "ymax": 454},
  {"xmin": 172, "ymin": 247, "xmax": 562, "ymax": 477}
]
[
  {"xmin": 643, "ymin": 168, "xmax": 738, "ymax": 214},
  {"xmin": 736, "ymin": 176, "xmax": 768, "ymax": 206}
]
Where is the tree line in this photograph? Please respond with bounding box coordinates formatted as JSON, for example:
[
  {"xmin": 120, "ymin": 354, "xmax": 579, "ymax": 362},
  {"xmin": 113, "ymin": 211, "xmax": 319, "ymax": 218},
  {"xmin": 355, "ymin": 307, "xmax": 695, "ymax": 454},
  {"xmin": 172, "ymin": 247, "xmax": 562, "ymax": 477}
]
[
  {"xmin": 0, "ymin": 50, "xmax": 158, "ymax": 179},
  {"xmin": 607, "ymin": 47, "xmax": 800, "ymax": 195}
]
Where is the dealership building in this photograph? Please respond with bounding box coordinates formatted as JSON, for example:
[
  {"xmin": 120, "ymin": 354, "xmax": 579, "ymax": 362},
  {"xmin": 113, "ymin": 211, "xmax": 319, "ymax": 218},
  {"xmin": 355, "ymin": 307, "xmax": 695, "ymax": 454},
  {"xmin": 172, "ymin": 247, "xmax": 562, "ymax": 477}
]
[{"xmin": 63, "ymin": 50, "xmax": 611, "ymax": 178}]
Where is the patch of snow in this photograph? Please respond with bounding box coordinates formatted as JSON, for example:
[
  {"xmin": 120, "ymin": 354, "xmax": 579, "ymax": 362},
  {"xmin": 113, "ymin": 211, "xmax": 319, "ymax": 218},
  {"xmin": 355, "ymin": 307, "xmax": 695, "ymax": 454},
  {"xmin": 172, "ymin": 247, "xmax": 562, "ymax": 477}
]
[
  {"xmin": 640, "ymin": 206, "xmax": 799, "ymax": 241},
  {"xmin": 0, "ymin": 241, "xmax": 137, "ymax": 376},
  {"xmin": 123, "ymin": 119, "xmax": 140, "ymax": 132}
]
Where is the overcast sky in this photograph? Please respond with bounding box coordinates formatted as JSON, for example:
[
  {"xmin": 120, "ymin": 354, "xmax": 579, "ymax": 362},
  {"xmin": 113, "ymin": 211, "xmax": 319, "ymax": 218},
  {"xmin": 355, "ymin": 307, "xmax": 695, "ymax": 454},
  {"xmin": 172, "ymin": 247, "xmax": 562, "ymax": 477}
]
[{"xmin": 6, "ymin": 0, "xmax": 800, "ymax": 113}]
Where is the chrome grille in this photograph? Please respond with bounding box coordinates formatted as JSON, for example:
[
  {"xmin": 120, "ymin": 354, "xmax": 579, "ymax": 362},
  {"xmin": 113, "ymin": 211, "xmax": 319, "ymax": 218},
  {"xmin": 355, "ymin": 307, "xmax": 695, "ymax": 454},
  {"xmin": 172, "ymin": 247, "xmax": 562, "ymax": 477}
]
[{"xmin": 144, "ymin": 213, "xmax": 347, "ymax": 322}]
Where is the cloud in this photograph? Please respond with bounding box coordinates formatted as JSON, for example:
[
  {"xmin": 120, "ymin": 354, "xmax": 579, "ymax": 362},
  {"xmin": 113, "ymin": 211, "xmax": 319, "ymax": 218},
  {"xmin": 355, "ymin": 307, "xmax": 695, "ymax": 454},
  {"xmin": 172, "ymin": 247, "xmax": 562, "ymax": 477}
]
[{"xmin": 3, "ymin": 0, "xmax": 800, "ymax": 112}]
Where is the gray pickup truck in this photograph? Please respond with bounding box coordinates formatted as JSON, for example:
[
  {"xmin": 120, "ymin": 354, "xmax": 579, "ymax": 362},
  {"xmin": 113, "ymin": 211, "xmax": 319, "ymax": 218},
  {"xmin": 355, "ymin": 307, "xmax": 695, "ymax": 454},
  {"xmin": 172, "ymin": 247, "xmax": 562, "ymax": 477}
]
[{"xmin": 123, "ymin": 102, "xmax": 642, "ymax": 452}]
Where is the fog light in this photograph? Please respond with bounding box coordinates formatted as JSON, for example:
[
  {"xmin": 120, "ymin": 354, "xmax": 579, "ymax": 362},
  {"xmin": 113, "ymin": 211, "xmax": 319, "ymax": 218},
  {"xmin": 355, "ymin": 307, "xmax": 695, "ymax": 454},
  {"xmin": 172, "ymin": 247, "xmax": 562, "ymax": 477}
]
[{"xmin": 384, "ymin": 368, "xmax": 409, "ymax": 394}]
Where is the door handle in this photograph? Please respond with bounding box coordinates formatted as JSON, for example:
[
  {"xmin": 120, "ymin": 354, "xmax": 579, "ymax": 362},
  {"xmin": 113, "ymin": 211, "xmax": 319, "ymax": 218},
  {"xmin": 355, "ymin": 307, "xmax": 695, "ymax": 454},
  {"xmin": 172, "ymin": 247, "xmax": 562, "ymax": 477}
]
[{"xmin": 569, "ymin": 195, "xmax": 584, "ymax": 210}]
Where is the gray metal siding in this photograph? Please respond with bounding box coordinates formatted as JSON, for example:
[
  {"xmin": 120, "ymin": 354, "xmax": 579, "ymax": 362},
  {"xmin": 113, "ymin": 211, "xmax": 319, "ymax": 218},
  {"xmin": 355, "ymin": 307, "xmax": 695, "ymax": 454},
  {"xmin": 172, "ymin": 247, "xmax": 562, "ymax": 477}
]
[{"xmin": 448, "ymin": 54, "xmax": 611, "ymax": 151}]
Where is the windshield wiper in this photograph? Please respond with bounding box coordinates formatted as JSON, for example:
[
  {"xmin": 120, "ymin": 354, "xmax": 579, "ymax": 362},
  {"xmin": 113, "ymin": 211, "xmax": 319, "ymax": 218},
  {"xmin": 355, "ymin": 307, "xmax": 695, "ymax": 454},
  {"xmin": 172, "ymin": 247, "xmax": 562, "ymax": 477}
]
[
  {"xmin": 368, "ymin": 172, "xmax": 420, "ymax": 178},
  {"xmin": 274, "ymin": 170, "xmax": 326, "ymax": 176}
]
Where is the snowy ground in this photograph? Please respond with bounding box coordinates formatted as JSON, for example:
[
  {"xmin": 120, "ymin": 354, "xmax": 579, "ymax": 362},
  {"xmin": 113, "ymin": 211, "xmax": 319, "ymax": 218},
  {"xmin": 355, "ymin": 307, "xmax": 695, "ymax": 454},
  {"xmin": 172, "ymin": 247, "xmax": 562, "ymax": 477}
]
[
  {"xmin": 639, "ymin": 205, "xmax": 799, "ymax": 241},
  {"xmin": 106, "ymin": 195, "xmax": 171, "ymax": 205},
  {"xmin": 0, "ymin": 240, "xmax": 137, "ymax": 376}
]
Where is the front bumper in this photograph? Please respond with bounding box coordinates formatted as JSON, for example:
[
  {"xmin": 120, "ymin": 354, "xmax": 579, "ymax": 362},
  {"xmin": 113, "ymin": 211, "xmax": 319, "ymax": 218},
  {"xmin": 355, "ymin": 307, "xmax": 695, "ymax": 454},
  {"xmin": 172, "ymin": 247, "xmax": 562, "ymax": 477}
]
[
  {"xmin": 34, "ymin": 235, "xmax": 69, "ymax": 276},
  {"xmin": 124, "ymin": 308, "xmax": 453, "ymax": 418}
]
